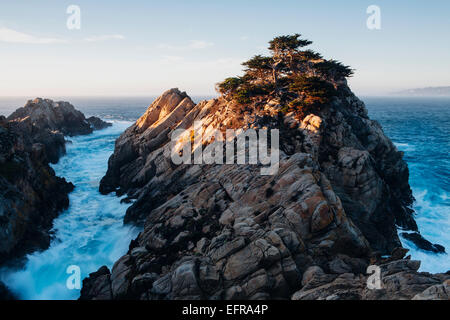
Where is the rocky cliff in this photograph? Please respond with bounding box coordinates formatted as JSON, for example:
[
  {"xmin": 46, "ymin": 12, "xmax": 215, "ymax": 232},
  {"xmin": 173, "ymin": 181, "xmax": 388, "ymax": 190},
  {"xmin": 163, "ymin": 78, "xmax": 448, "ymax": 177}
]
[
  {"xmin": 0, "ymin": 116, "xmax": 73, "ymax": 265},
  {"xmin": 0, "ymin": 98, "xmax": 111, "ymax": 265},
  {"xmin": 83, "ymin": 35, "xmax": 447, "ymax": 300},
  {"xmin": 7, "ymin": 98, "xmax": 111, "ymax": 138},
  {"xmin": 81, "ymin": 86, "xmax": 448, "ymax": 300}
]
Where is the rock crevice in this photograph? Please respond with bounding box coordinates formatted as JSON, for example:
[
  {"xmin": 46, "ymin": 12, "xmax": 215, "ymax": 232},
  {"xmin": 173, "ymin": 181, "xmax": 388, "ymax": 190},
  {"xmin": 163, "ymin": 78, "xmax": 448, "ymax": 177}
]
[{"xmin": 82, "ymin": 85, "xmax": 447, "ymax": 300}]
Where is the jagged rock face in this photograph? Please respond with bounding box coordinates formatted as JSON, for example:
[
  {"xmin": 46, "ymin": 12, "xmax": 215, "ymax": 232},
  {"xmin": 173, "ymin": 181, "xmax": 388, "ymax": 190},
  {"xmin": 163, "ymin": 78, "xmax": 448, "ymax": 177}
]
[
  {"xmin": 316, "ymin": 87, "xmax": 418, "ymax": 253},
  {"xmin": 99, "ymin": 89, "xmax": 196, "ymax": 195},
  {"xmin": 86, "ymin": 116, "xmax": 113, "ymax": 131},
  {"xmin": 291, "ymin": 258, "xmax": 449, "ymax": 300},
  {"xmin": 400, "ymin": 232, "xmax": 445, "ymax": 253},
  {"xmin": 88, "ymin": 87, "xmax": 441, "ymax": 300},
  {"xmin": 1, "ymin": 99, "xmax": 109, "ymax": 265},
  {"xmin": 0, "ymin": 117, "xmax": 74, "ymax": 264},
  {"xmin": 7, "ymin": 98, "xmax": 110, "ymax": 137}
]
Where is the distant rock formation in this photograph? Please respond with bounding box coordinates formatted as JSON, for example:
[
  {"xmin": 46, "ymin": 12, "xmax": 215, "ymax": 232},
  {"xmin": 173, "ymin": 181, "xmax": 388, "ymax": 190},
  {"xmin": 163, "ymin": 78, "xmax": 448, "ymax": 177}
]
[
  {"xmin": 87, "ymin": 116, "xmax": 113, "ymax": 131},
  {"xmin": 7, "ymin": 98, "xmax": 111, "ymax": 137},
  {"xmin": 0, "ymin": 99, "xmax": 110, "ymax": 266}
]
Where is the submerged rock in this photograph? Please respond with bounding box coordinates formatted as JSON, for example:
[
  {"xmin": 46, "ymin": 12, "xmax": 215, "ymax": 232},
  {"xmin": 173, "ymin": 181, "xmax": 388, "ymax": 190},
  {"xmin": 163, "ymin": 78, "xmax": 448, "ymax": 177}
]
[
  {"xmin": 401, "ymin": 232, "xmax": 446, "ymax": 254},
  {"xmin": 87, "ymin": 116, "xmax": 112, "ymax": 130}
]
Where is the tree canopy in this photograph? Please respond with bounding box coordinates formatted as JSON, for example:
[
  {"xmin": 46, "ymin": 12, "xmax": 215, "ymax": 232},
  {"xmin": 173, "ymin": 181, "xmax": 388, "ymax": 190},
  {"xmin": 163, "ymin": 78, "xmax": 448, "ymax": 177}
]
[
  {"xmin": 215, "ymin": 33, "xmax": 354, "ymax": 118},
  {"xmin": 268, "ymin": 33, "xmax": 312, "ymax": 57},
  {"xmin": 241, "ymin": 55, "xmax": 273, "ymax": 80}
]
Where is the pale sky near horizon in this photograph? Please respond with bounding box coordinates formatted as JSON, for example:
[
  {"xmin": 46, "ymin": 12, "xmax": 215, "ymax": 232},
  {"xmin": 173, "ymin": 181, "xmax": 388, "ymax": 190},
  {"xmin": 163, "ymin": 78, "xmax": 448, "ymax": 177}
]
[{"xmin": 0, "ymin": 0, "xmax": 449, "ymax": 97}]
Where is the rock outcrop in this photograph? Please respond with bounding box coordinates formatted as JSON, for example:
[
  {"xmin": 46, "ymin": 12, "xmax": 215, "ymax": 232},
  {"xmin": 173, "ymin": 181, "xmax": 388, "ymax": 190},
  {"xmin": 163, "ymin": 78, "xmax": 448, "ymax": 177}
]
[
  {"xmin": 401, "ymin": 232, "xmax": 445, "ymax": 253},
  {"xmin": 7, "ymin": 98, "xmax": 110, "ymax": 137},
  {"xmin": 87, "ymin": 116, "xmax": 113, "ymax": 131},
  {"xmin": 0, "ymin": 116, "xmax": 73, "ymax": 264},
  {"xmin": 82, "ymin": 85, "xmax": 447, "ymax": 300},
  {"xmin": 291, "ymin": 254, "xmax": 449, "ymax": 300},
  {"xmin": 85, "ymin": 34, "xmax": 446, "ymax": 300},
  {"xmin": 0, "ymin": 98, "xmax": 110, "ymax": 265}
]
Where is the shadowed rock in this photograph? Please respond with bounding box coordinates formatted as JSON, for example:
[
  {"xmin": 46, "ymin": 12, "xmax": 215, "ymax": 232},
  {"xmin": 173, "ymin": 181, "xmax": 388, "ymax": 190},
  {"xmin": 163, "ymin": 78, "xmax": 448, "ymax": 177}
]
[
  {"xmin": 0, "ymin": 281, "xmax": 15, "ymax": 300},
  {"xmin": 0, "ymin": 99, "xmax": 110, "ymax": 266},
  {"xmin": 291, "ymin": 259, "xmax": 449, "ymax": 300},
  {"xmin": 7, "ymin": 98, "xmax": 110, "ymax": 136},
  {"xmin": 401, "ymin": 232, "xmax": 446, "ymax": 254},
  {"xmin": 0, "ymin": 116, "xmax": 74, "ymax": 265},
  {"xmin": 87, "ymin": 116, "xmax": 113, "ymax": 130},
  {"xmin": 81, "ymin": 85, "xmax": 447, "ymax": 300}
]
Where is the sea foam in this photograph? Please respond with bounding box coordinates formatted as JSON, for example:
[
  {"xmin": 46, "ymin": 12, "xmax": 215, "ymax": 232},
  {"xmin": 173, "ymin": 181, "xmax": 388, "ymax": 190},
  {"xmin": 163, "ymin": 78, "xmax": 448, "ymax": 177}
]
[{"xmin": 0, "ymin": 121, "xmax": 140, "ymax": 300}]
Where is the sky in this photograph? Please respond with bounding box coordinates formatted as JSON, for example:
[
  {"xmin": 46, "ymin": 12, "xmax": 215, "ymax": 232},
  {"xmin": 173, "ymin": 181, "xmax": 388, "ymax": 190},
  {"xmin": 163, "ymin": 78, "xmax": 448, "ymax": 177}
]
[{"xmin": 0, "ymin": 0, "xmax": 449, "ymax": 97}]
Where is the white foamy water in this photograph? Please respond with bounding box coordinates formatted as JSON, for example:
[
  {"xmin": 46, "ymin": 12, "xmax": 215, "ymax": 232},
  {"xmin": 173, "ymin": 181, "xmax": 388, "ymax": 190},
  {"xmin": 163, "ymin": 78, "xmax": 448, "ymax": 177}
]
[
  {"xmin": 394, "ymin": 142, "xmax": 449, "ymax": 273},
  {"xmin": 393, "ymin": 142, "xmax": 416, "ymax": 152},
  {"xmin": 0, "ymin": 121, "xmax": 140, "ymax": 300},
  {"xmin": 400, "ymin": 189, "xmax": 450, "ymax": 273}
]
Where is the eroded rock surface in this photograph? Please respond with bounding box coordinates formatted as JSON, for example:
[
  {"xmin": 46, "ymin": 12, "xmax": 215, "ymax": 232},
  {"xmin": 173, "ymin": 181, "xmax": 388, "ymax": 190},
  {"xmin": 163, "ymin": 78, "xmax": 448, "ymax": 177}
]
[
  {"xmin": 87, "ymin": 116, "xmax": 113, "ymax": 131},
  {"xmin": 0, "ymin": 116, "xmax": 73, "ymax": 264},
  {"xmin": 8, "ymin": 98, "xmax": 110, "ymax": 137},
  {"xmin": 0, "ymin": 99, "xmax": 110, "ymax": 264},
  {"xmin": 292, "ymin": 258, "xmax": 449, "ymax": 300},
  {"xmin": 82, "ymin": 88, "xmax": 447, "ymax": 300}
]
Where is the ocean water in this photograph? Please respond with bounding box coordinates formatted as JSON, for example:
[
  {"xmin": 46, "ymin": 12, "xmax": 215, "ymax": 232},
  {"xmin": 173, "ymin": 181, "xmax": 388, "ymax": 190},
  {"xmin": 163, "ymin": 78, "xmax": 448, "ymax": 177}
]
[
  {"xmin": 0, "ymin": 96, "xmax": 448, "ymax": 299},
  {"xmin": 0, "ymin": 121, "xmax": 140, "ymax": 300},
  {"xmin": 364, "ymin": 97, "xmax": 450, "ymax": 273},
  {"xmin": 0, "ymin": 96, "xmax": 211, "ymax": 121},
  {"xmin": 0, "ymin": 96, "xmax": 154, "ymax": 121}
]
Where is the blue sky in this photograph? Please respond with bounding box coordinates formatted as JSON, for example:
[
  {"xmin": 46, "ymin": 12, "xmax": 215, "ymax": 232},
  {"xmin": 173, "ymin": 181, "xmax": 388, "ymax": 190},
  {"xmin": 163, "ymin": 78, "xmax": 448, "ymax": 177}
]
[{"xmin": 0, "ymin": 0, "xmax": 449, "ymax": 96}]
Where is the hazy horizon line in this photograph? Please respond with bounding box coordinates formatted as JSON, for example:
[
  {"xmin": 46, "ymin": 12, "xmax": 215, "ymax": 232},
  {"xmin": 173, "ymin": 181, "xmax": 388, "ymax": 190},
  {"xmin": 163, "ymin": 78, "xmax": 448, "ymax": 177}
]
[{"xmin": 2, "ymin": 94, "xmax": 450, "ymax": 99}]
